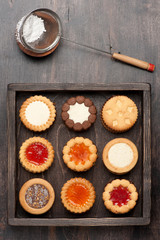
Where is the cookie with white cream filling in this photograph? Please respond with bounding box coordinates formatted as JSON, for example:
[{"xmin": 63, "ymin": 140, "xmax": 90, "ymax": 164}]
[
  {"xmin": 102, "ymin": 138, "xmax": 138, "ymax": 174},
  {"xmin": 61, "ymin": 96, "xmax": 96, "ymax": 131},
  {"xmin": 19, "ymin": 95, "xmax": 56, "ymax": 131}
]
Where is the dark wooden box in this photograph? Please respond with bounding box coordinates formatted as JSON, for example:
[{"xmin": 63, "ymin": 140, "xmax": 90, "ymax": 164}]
[{"xmin": 7, "ymin": 83, "xmax": 151, "ymax": 226}]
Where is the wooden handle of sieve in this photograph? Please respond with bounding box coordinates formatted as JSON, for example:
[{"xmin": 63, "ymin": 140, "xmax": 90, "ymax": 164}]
[{"xmin": 112, "ymin": 53, "xmax": 155, "ymax": 72}]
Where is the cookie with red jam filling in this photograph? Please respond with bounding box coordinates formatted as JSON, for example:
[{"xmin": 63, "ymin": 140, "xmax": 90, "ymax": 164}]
[
  {"xmin": 103, "ymin": 179, "xmax": 138, "ymax": 214},
  {"xmin": 19, "ymin": 137, "xmax": 54, "ymax": 173}
]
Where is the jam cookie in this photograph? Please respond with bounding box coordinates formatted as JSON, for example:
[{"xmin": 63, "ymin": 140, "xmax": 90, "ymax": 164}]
[
  {"xmin": 61, "ymin": 96, "xmax": 97, "ymax": 131},
  {"xmin": 103, "ymin": 179, "xmax": 138, "ymax": 214},
  {"xmin": 61, "ymin": 178, "xmax": 96, "ymax": 213},
  {"xmin": 19, "ymin": 178, "xmax": 55, "ymax": 214},
  {"xmin": 101, "ymin": 96, "xmax": 138, "ymax": 132},
  {"xmin": 63, "ymin": 137, "xmax": 97, "ymax": 171},
  {"xmin": 19, "ymin": 137, "xmax": 54, "ymax": 173},
  {"xmin": 102, "ymin": 138, "xmax": 138, "ymax": 174},
  {"xmin": 19, "ymin": 95, "xmax": 56, "ymax": 131}
]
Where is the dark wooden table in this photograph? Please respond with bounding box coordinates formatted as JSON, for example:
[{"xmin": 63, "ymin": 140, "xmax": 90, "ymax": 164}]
[{"xmin": 0, "ymin": 0, "xmax": 159, "ymax": 239}]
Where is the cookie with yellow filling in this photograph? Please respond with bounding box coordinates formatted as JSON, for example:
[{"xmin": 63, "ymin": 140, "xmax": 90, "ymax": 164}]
[
  {"xmin": 63, "ymin": 137, "xmax": 97, "ymax": 171},
  {"xmin": 103, "ymin": 179, "xmax": 138, "ymax": 214},
  {"xmin": 61, "ymin": 177, "xmax": 96, "ymax": 213},
  {"xmin": 19, "ymin": 95, "xmax": 56, "ymax": 131},
  {"xmin": 19, "ymin": 137, "xmax": 54, "ymax": 173},
  {"xmin": 19, "ymin": 178, "xmax": 55, "ymax": 215},
  {"xmin": 102, "ymin": 138, "xmax": 138, "ymax": 174},
  {"xmin": 101, "ymin": 96, "xmax": 138, "ymax": 132}
]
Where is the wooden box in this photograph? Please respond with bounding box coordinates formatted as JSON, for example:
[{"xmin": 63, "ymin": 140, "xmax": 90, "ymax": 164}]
[{"xmin": 7, "ymin": 83, "xmax": 151, "ymax": 226}]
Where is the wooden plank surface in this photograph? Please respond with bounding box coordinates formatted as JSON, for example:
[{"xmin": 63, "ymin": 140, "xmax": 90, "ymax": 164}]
[
  {"xmin": 0, "ymin": 0, "xmax": 159, "ymax": 239},
  {"xmin": 8, "ymin": 83, "xmax": 150, "ymax": 91},
  {"xmin": 8, "ymin": 217, "xmax": 150, "ymax": 227},
  {"xmin": 7, "ymin": 89, "xmax": 16, "ymax": 219}
]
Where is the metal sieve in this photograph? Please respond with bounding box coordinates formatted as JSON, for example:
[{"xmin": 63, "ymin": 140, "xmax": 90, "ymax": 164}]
[
  {"xmin": 17, "ymin": 8, "xmax": 155, "ymax": 71},
  {"xmin": 20, "ymin": 8, "xmax": 62, "ymax": 54}
]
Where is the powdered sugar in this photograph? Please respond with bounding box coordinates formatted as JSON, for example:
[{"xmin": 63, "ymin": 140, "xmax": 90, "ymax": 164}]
[
  {"xmin": 15, "ymin": 15, "xmax": 26, "ymax": 43},
  {"xmin": 23, "ymin": 14, "xmax": 46, "ymax": 43}
]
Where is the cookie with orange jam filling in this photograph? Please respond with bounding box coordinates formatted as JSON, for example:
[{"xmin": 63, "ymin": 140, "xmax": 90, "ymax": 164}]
[
  {"xmin": 61, "ymin": 177, "xmax": 96, "ymax": 213},
  {"xmin": 19, "ymin": 137, "xmax": 54, "ymax": 173},
  {"xmin": 103, "ymin": 179, "xmax": 138, "ymax": 214},
  {"xmin": 62, "ymin": 137, "xmax": 97, "ymax": 171}
]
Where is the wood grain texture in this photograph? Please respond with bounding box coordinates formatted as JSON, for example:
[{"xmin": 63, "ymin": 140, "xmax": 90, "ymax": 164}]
[
  {"xmin": 0, "ymin": 0, "xmax": 159, "ymax": 239},
  {"xmin": 7, "ymin": 89, "xmax": 16, "ymax": 219}
]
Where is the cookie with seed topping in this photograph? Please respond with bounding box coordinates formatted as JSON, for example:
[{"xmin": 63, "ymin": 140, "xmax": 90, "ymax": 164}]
[
  {"xmin": 19, "ymin": 178, "xmax": 55, "ymax": 215},
  {"xmin": 101, "ymin": 96, "xmax": 138, "ymax": 132}
]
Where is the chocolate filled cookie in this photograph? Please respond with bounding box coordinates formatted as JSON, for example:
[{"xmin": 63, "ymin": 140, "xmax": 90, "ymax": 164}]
[{"xmin": 61, "ymin": 96, "xmax": 97, "ymax": 131}]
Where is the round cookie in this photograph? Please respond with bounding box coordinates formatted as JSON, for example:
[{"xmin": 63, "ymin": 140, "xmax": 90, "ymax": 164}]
[
  {"xmin": 101, "ymin": 96, "xmax": 138, "ymax": 132},
  {"xmin": 63, "ymin": 137, "xmax": 98, "ymax": 172},
  {"xmin": 103, "ymin": 179, "xmax": 138, "ymax": 214},
  {"xmin": 19, "ymin": 178, "xmax": 55, "ymax": 215},
  {"xmin": 61, "ymin": 96, "xmax": 97, "ymax": 131},
  {"xmin": 102, "ymin": 138, "xmax": 138, "ymax": 174},
  {"xmin": 19, "ymin": 95, "xmax": 56, "ymax": 131},
  {"xmin": 61, "ymin": 177, "xmax": 96, "ymax": 213},
  {"xmin": 19, "ymin": 137, "xmax": 54, "ymax": 173}
]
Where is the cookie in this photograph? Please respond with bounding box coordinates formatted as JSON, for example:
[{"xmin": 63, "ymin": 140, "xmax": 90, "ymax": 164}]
[
  {"xmin": 19, "ymin": 178, "xmax": 55, "ymax": 215},
  {"xmin": 61, "ymin": 178, "xmax": 96, "ymax": 213},
  {"xmin": 103, "ymin": 179, "xmax": 138, "ymax": 214},
  {"xmin": 19, "ymin": 137, "xmax": 54, "ymax": 173},
  {"xmin": 63, "ymin": 137, "xmax": 97, "ymax": 171},
  {"xmin": 101, "ymin": 96, "xmax": 138, "ymax": 132},
  {"xmin": 19, "ymin": 95, "xmax": 56, "ymax": 131},
  {"xmin": 61, "ymin": 96, "xmax": 96, "ymax": 131},
  {"xmin": 102, "ymin": 138, "xmax": 138, "ymax": 174}
]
